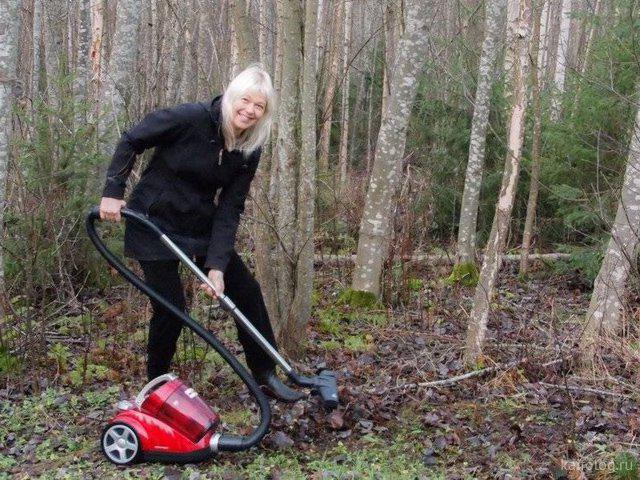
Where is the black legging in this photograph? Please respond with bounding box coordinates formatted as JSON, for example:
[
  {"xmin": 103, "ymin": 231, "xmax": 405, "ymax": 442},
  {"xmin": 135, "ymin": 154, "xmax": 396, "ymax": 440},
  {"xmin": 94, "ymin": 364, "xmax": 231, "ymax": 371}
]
[{"xmin": 139, "ymin": 250, "xmax": 277, "ymax": 380}]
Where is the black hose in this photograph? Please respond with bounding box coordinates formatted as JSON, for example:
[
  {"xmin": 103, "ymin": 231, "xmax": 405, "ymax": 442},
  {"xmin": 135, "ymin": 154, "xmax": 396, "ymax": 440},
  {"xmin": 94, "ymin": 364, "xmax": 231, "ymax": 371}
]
[{"xmin": 86, "ymin": 206, "xmax": 271, "ymax": 453}]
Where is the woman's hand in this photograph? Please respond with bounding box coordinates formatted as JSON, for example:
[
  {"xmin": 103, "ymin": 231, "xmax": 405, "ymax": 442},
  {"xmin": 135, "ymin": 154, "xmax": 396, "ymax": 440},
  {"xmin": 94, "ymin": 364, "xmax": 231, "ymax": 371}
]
[
  {"xmin": 201, "ymin": 269, "xmax": 225, "ymax": 299},
  {"xmin": 99, "ymin": 197, "xmax": 127, "ymax": 222}
]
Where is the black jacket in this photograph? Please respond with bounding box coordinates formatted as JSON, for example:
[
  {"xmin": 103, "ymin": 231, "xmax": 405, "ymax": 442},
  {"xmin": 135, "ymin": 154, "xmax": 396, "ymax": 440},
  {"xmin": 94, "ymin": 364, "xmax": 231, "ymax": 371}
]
[{"xmin": 102, "ymin": 95, "xmax": 260, "ymax": 272}]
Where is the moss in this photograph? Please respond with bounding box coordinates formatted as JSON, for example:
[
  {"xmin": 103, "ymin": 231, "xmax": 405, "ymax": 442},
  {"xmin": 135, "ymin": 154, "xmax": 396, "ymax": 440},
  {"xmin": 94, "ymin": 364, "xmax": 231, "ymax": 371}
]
[
  {"xmin": 446, "ymin": 262, "xmax": 479, "ymax": 287},
  {"xmin": 319, "ymin": 340, "xmax": 341, "ymax": 351},
  {"xmin": 407, "ymin": 278, "xmax": 424, "ymax": 292},
  {"xmin": 337, "ymin": 289, "xmax": 382, "ymax": 309}
]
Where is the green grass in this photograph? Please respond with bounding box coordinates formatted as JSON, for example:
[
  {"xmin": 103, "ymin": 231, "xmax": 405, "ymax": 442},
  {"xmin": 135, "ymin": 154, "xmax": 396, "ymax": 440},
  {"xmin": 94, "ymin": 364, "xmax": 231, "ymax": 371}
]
[{"xmin": 0, "ymin": 384, "xmax": 439, "ymax": 479}]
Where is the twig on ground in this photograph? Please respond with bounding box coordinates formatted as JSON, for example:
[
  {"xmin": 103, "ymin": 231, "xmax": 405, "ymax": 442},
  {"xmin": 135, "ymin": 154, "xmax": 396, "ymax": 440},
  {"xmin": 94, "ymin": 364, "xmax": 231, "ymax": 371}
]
[
  {"xmin": 539, "ymin": 382, "xmax": 634, "ymax": 399},
  {"xmin": 371, "ymin": 358, "xmax": 566, "ymax": 392}
]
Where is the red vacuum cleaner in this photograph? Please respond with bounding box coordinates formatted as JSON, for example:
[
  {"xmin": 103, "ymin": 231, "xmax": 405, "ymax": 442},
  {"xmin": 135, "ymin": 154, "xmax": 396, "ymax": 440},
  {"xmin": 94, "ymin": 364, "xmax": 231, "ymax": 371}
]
[{"xmin": 87, "ymin": 207, "xmax": 339, "ymax": 465}]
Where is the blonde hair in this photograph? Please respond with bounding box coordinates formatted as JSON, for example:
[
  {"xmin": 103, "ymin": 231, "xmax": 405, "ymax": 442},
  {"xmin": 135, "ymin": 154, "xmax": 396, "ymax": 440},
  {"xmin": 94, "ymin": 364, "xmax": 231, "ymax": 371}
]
[{"xmin": 220, "ymin": 64, "xmax": 275, "ymax": 156}]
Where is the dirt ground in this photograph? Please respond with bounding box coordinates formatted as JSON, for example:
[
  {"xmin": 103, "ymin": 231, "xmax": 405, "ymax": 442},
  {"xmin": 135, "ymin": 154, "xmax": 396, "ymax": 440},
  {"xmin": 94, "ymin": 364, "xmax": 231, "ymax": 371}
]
[{"xmin": 1, "ymin": 263, "xmax": 639, "ymax": 479}]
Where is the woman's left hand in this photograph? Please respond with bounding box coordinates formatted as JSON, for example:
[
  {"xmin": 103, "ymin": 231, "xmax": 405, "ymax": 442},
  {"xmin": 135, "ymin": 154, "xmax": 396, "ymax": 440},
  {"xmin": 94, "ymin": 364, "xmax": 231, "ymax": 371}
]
[{"xmin": 201, "ymin": 269, "xmax": 225, "ymax": 298}]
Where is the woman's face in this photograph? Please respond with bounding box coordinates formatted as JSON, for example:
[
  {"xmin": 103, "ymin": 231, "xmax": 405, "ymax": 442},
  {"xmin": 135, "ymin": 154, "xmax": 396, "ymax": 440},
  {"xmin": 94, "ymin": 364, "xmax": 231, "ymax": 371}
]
[{"xmin": 231, "ymin": 91, "xmax": 267, "ymax": 134}]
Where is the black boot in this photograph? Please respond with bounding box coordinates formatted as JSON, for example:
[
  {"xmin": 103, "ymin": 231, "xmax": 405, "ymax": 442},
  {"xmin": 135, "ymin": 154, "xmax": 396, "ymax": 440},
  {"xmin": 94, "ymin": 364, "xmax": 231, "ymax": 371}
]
[{"xmin": 253, "ymin": 370, "xmax": 305, "ymax": 403}]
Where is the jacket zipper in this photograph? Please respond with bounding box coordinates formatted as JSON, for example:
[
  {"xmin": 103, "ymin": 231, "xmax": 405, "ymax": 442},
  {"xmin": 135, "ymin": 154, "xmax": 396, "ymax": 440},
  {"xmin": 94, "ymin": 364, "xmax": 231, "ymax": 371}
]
[{"xmin": 218, "ymin": 149, "xmax": 223, "ymax": 166}]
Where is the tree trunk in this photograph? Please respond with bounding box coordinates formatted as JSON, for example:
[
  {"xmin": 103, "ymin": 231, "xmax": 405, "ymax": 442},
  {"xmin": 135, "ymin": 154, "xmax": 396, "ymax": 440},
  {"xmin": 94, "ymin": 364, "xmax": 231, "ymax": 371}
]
[
  {"xmin": 465, "ymin": 0, "xmax": 532, "ymax": 366},
  {"xmin": 578, "ymin": 0, "xmax": 600, "ymax": 76},
  {"xmin": 0, "ymin": 0, "xmax": 21, "ymax": 317},
  {"xmin": 337, "ymin": 0, "xmax": 352, "ymax": 195},
  {"xmin": 318, "ymin": 0, "xmax": 342, "ymax": 178},
  {"xmin": 273, "ymin": 0, "xmax": 302, "ymax": 340},
  {"xmin": 258, "ymin": 0, "xmax": 270, "ymax": 70},
  {"xmin": 102, "ymin": 0, "xmax": 141, "ymax": 132},
  {"xmin": 16, "ymin": 0, "xmax": 34, "ymax": 107},
  {"xmin": 550, "ymin": 0, "xmax": 571, "ymax": 121},
  {"xmin": 289, "ymin": 0, "xmax": 319, "ymax": 354},
  {"xmin": 85, "ymin": 0, "xmax": 103, "ymax": 170},
  {"xmin": 381, "ymin": 0, "xmax": 402, "ymax": 114},
  {"xmin": 74, "ymin": 0, "xmax": 91, "ymax": 125},
  {"xmin": 93, "ymin": 0, "xmax": 140, "ymax": 189},
  {"xmin": 519, "ymin": 0, "xmax": 544, "ymax": 275},
  {"xmin": 167, "ymin": 4, "xmax": 187, "ymax": 104},
  {"xmin": 365, "ymin": 42, "xmax": 378, "ymax": 175},
  {"xmin": 315, "ymin": 0, "xmax": 325, "ymax": 73},
  {"xmin": 351, "ymin": 0, "xmax": 428, "ymax": 297},
  {"xmin": 502, "ymin": 0, "xmax": 519, "ymax": 93},
  {"xmin": 247, "ymin": 0, "xmax": 280, "ymax": 330},
  {"xmin": 230, "ymin": 0, "xmax": 259, "ymax": 73},
  {"xmin": 456, "ymin": 0, "xmax": 506, "ymax": 266},
  {"xmin": 580, "ymin": 101, "xmax": 640, "ymax": 365},
  {"xmin": 537, "ymin": 0, "xmax": 550, "ymax": 88},
  {"xmin": 185, "ymin": 0, "xmax": 200, "ymax": 102}
]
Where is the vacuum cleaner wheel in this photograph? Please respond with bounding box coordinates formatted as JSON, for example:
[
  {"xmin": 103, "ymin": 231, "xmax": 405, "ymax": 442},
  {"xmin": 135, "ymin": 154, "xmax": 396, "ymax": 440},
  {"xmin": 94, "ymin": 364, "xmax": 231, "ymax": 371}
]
[{"xmin": 101, "ymin": 422, "xmax": 141, "ymax": 465}]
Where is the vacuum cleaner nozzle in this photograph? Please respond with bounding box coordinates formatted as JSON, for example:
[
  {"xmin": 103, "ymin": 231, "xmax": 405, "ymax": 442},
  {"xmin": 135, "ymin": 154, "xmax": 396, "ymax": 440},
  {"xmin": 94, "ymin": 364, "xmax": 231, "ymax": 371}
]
[{"xmin": 314, "ymin": 370, "xmax": 339, "ymax": 410}]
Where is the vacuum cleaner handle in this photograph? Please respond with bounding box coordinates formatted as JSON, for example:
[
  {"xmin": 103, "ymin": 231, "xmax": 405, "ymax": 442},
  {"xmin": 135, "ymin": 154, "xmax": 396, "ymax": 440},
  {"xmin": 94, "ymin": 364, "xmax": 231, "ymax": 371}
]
[{"xmin": 86, "ymin": 206, "xmax": 271, "ymax": 453}]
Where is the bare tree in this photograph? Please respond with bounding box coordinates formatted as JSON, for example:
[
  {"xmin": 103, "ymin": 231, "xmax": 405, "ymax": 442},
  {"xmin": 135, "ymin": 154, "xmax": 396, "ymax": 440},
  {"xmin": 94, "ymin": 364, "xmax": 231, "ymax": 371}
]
[
  {"xmin": 465, "ymin": 0, "xmax": 532, "ymax": 366},
  {"xmin": 290, "ymin": 0, "xmax": 319, "ymax": 353},
  {"xmin": 105, "ymin": 0, "xmax": 141, "ymax": 125},
  {"xmin": 580, "ymin": 99, "xmax": 640, "ymax": 365},
  {"xmin": 273, "ymin": 0, "xmax": 302, "ymax": 342},
  {"xmin": 551, "ymin": 0, "xmax": 572, "ymax": 121},
  {"xmin": 381, "ymin": 0, "xmax": 402, "ymax": 113},
  {"xmin": 230, "ymin": 0, "xmax": 259, "ymax": 74},
  {"xmin": 0, "ymin": 0, "xmax": 21, "ymax": 309},
  {"xmin": 318, "ymin": 0, "xmax": 342, "ymax": 177},
  {"xmin": 519, "ymin": 0, "xmax": 544, "ymax": 275},
  {"xmin": 456, "ymin": 0, "xmax": 507, "ymax": 268},
  {"xmin": 351, "ymin": 0, "xmax": 428, "ymax": 297},
  {"xmin": 537, "ymin": 0, "xmax": 550, "ymax": 84},
  {"xmin": 337, "ymin": 0, "xmax": 352, "ymax": 195}
]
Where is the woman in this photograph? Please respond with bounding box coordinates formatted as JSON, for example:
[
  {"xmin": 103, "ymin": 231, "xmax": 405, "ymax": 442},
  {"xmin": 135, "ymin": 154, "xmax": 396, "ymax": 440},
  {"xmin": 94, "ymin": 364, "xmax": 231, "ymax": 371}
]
[{"xmin": 99, "ymin": 64, "xmax": 302, "ymax": 402}]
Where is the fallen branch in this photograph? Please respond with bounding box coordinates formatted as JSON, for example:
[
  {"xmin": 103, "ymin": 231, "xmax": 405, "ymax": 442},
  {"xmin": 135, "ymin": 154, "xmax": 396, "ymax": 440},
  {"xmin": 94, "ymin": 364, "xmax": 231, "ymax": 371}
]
[
  {"xmin": 370, "ymin": 358, "xmax": 565, "ymax": 393},
  {"xmin": 314, "ymin": 252, "xmax": 571, "ymax": 266},
  {"xmin": 539, "ymin": 382, "xmax": 634, "ymax": 399}
]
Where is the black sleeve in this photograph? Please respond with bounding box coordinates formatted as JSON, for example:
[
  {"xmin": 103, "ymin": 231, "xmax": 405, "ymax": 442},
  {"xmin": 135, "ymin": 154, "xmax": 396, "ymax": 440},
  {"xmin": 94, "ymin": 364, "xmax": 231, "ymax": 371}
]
[
  {"xmin": 102, "ymin": 105, "xmax": 193, "ymax": 199},
  {"xmin": 205, "ymin": 150, "xmax": 261, "ymax": 272}
]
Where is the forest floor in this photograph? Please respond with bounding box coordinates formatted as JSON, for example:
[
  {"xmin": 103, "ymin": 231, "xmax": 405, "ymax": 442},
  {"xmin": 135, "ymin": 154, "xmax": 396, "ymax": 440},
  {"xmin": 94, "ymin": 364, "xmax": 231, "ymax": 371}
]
[{"xmin": 1, "ymin": 261, "xmax": 639, "ymax": 479}]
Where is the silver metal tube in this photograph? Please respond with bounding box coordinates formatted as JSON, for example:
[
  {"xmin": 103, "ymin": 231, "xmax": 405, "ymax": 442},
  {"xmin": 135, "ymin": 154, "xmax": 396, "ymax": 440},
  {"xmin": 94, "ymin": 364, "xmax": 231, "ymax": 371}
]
[{"xmin": 160, "ymin": 234, "xmax": 293, "ymax": 373}]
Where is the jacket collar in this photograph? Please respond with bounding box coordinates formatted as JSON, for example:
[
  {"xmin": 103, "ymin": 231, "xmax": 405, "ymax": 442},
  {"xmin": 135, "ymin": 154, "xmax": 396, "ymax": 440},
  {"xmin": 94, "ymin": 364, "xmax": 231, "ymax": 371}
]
[{"xmin": 208, "ymin": 95, "xmax": 223, "ymax": 127}]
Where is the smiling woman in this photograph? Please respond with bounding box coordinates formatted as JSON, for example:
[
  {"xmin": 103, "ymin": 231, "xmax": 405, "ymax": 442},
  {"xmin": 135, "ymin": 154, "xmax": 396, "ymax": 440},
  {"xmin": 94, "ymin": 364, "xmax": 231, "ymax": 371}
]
[
  {"xmin": 231, "ymin": 93, "xmax": 266, "ymax": 133},
  {"xmin": 219, "ymin": 66, "xmax": 274, "ymax": 154},
  {"xmin": 97, "ymin": 64, "xmax": 304, "ymax": 403}
]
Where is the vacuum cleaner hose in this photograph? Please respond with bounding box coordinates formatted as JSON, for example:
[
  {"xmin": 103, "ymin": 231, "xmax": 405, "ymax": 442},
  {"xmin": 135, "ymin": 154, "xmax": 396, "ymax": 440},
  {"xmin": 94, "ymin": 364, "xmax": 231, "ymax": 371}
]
[{"xmin": 86, "ymin": 207, "xmax": 271, "ymax": 454}]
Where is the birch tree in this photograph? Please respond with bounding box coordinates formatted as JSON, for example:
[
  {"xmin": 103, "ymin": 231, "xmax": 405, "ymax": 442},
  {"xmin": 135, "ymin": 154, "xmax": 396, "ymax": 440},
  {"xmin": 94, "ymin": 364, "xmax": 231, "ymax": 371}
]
[
  {"xmin": 455, "ymin": 0, "xmax": 506, "ymax": 269},
  {"xmin": 551, "ymin": 0, "xmax": 571, "ymax": 121},
  {"xmin": 318, "ymin": 0, "xmax": 342, "ymax": 177},
  {"xmin": 103, "ymin": 0, "xmax": 141, "ymax": 129},
  {"xmin": 465, "ymin": 0, "xmax": 532, "ymax": 366},
  {"xmin": 381, "ymin": 0, "xmax": 402, "ymax": 113},
  {"xmin": 537, "ymin": 0, "xmax": 550, "ymax": 87},
  {"xmin": 337, "ymin": 0, "xmax": 352, "ymax": 195},
  {"xmin": 351, "ymin": 0, "xmax": 429, "ymax": 298},
  {"xmin": 580, "ymin": 101, "xmax": 640, "ymax": 365},
  {"xmin": 0, "ymin": 0, "xmax": 20, "ymax": 308},
  {"xmin": 519, "ymin": 0, "xmax": 544, "ymax": 275}
]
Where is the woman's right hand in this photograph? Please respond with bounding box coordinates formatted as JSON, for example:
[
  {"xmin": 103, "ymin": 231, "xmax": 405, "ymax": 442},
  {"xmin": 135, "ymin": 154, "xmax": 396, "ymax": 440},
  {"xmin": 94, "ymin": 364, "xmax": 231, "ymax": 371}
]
[{"xmin": 99, "ymin": 197, "xmax": 127, "ymax": 222}]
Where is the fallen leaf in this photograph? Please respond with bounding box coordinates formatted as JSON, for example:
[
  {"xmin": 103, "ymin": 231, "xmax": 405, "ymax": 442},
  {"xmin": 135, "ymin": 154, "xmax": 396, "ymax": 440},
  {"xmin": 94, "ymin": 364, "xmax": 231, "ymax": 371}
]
[{"xmin": 327, "ymin": 410, "xmax": 344, "ymax": 430}]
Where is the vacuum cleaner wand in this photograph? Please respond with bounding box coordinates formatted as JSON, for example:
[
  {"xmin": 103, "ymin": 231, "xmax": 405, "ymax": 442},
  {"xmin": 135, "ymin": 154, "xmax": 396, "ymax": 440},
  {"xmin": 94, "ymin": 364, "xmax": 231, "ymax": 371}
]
[
  {"xmin": 89, "ymin": 207, "xmax": 339, "ymax": 410},
  {"xmin": 157, "ymin": 217, "xmax": 339, "ymax": 410}
]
